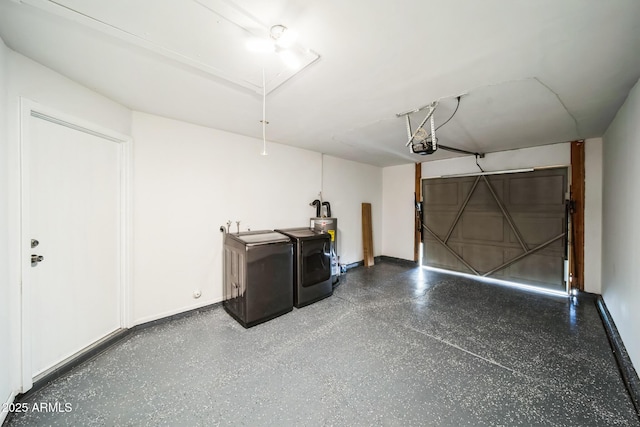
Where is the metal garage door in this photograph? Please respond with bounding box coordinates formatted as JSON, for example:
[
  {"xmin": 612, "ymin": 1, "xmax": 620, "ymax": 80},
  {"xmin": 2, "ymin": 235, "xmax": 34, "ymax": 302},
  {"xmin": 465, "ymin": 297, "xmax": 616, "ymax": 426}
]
[{"xmin": 422, "ymin": 168, "xmax": 568, "ymax": 293}]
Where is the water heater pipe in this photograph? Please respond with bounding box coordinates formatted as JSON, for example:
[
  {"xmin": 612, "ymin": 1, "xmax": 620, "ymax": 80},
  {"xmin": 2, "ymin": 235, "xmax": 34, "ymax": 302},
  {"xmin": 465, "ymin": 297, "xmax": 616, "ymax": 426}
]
[
  {"xmin": 322, "ymin": 201, "xmax": 332, "ymax": 218},
  {"xmin": 310, "ymin": 199, "xmax": 321, "ymax": 217}
]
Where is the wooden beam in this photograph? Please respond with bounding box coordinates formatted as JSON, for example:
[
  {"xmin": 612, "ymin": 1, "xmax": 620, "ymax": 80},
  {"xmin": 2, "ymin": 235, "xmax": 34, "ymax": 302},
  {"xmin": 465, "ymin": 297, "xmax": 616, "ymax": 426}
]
[
  {"xmin": 570, "ymin": 140, "xmax": 585, "ymax": 291},
  {"xmin": 414, "ymin": 162, "xmax": 422, "ymax": 262},
  {"xmin": 362, "ymin": 203, "xmax": 375, "ymax": 267}
]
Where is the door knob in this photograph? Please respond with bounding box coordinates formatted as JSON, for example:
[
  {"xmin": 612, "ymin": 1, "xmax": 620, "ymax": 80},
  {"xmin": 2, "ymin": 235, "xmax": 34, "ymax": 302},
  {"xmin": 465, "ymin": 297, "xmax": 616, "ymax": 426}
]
[{"xmin": 31, "ymin": 254, "xmax": 44, "ymax": 265}]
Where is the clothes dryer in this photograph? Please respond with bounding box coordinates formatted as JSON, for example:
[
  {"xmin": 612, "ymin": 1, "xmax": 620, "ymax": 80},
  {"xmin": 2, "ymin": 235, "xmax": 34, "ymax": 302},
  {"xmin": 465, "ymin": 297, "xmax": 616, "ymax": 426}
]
[{"xmin": 274, "ymin": 228, "xmax": 332, "ymax": 308}]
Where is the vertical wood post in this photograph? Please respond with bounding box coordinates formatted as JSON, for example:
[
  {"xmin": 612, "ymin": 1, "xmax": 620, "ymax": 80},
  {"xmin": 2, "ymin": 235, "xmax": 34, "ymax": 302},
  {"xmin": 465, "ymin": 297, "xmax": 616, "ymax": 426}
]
[
  {"xmin": 362, "ymin": 203, "xmax": 374, "ymax": 267},
  {"xmin": 414, "ymin": 162, "xmax": 422, "ymax": 262},
  {"xmin": 570, "ymin": 140, "xmax": 585, "ymax": 291}
]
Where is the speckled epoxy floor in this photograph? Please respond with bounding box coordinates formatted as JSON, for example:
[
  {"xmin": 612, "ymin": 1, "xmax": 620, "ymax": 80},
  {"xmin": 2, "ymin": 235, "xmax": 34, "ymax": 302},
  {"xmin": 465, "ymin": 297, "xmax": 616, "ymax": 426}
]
[{"xmin": 5, "ymin": 261, "xmax": 640, "ymax": 426}]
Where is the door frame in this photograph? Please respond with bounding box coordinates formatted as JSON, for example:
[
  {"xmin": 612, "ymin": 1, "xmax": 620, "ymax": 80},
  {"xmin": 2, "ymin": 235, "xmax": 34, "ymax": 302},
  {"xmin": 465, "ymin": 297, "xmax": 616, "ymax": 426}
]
[{"xmin": 19, "ymin": 98, "xmax": 132, "ymax": 392}]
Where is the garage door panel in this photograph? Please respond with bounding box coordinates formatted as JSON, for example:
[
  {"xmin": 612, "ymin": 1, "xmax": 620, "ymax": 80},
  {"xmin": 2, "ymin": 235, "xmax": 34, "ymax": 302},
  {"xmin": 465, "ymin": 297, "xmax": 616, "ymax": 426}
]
[
  {"xmin": 461, "ymin": 244, "xmax": 505, "ymax": 274},
  {"xmin": 509, "ymin": 175, "xmax": 565, "ymax": 206},
  {"xmin": 424, "ymin": 242, "xmax": 463, "ymax": 271},
  {"xmin": 465, "ymin": 179, "xmax": 502, "ymax": 211},
  {"xmin": 423, "ymin": 168, "xmax": 567, "ymax": 293},
  {"xmin": 461, "ymin": 213, "xmax": 504, "ymax": 242},
  {"xmin": 504, "ymin": 251, "xmax": 564, "ymax": 290},
  {"xmin": 509, "ymin": 216, "xmax": 564, "ymax": 246},
  {"xmin": 424, "ymin": 212, "xmax": 457, "ymax": 239},
  {"xmin": 423, "ymin": 181, "xmax": 459, "ymax": 206},
  {"xmin": 509, "ymin": 238, "xmax": 564, "ymax": 254}
]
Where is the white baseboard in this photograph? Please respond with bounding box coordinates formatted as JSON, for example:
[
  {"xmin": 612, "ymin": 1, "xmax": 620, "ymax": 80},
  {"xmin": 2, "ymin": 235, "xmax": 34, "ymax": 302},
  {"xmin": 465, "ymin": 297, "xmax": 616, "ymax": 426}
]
[
  {"xmin": 133, "ymin": 297, "xmax": 223, "ymax": 326},
  {"xmin": 1, "ymin": 390, "xmax": 18, "ymax": 425}
]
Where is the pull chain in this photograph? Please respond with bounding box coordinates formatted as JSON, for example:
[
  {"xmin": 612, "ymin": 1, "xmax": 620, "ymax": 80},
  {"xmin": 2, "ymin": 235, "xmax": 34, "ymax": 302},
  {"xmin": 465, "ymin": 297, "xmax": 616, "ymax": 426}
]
[{"xmin": 260, "ymin": 68, "xmax": 268, "ymax": 156}]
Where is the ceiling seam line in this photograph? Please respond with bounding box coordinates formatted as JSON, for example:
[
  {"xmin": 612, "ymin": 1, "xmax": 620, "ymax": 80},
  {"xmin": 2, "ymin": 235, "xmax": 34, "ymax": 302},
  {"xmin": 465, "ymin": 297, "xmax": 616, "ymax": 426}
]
[{"xmin": 534, "ymin": 77, "xmax": 581, "ymax": 138}]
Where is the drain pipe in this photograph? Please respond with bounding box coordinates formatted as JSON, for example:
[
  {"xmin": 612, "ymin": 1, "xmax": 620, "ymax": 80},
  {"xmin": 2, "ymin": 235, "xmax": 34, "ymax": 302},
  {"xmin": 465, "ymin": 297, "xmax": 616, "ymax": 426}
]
[{"xmin": 220, "ymin": 223, "xmax": 229, "ymax": 301}]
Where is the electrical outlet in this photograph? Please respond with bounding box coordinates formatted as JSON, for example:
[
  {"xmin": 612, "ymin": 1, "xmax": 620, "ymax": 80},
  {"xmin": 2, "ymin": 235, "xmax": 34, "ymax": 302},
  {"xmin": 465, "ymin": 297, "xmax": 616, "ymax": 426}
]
[{"xmin": 193, "ymin": 290, "xmax": 202, "ymax": 299}]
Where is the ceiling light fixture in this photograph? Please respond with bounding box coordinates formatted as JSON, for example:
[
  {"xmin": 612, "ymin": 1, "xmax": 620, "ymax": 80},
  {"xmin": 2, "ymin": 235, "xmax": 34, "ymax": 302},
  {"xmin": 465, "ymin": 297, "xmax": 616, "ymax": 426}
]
[
  {"xmin": 245, "ymin": 24, "xmax": 302, "ymax": 70},
  {"xmin": 270, "ymin": 24, "xmax": 298, "ymax": 48}
]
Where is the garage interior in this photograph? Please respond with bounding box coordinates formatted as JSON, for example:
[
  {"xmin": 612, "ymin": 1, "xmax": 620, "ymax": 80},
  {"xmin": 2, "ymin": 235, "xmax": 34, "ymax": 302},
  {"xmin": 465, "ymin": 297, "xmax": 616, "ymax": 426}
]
[{"xmin": 1, "ymin": 0, "xmax": 640, "ymax": 425}]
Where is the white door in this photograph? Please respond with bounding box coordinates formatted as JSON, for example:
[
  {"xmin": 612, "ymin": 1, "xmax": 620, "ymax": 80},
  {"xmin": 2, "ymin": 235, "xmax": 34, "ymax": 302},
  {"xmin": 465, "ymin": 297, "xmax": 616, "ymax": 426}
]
[{"xmin": 29, "ymin": 114, "xmax": 122, "ymax": 379}]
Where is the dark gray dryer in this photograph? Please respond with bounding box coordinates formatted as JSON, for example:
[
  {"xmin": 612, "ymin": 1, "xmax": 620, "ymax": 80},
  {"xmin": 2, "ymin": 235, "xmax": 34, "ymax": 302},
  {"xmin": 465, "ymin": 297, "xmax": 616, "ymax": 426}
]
[
  {"xmin": 275, "ymin": 228, "xmax": 333, "ymax": 308},
  {"xmin": 223, "ymin": 231, "xmax": 293, "ymax": 328}
]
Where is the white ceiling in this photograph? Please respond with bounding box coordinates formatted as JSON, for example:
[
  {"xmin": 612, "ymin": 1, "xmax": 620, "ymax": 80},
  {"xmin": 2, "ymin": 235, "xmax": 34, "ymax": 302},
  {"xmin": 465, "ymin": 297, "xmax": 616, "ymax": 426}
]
[{"xmin": 1, "ymin": 0, "xmax": 639, "ymax": 167}]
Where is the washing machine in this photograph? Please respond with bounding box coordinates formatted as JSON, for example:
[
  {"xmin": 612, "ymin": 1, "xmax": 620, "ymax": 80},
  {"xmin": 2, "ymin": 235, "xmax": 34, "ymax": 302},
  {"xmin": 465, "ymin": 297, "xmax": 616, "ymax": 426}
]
[
  {"xmin": 274, "ymin": 227, "xmax": 333, "ymax": 308},
  {"xmin": 223, "ymin": 230, "xmax": 293, "ymax": 328}
]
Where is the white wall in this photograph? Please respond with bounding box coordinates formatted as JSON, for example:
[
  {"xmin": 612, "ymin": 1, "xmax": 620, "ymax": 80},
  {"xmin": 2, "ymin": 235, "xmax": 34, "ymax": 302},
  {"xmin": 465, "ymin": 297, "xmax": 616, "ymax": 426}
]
[
  {"xmin": 381, "ymin": 163, "xmax": 415, "ymax": 261},
  {"xmin": 602, "ymin": 77, "xmax": 640, "ymax": 370},
  {"xmin": 3, "ymin": 48, "xmax": 132, "ymax": 397},
  {"xmin": 132, "ymin": 112, "xmax": 321, "ymax": 323},
  {"xmin": 0, "ymin": 37, "xmax": 12, "ymax": 420},
  {"xmin": 132, "ymin": 115, "xmax": 383, "ymax": 324},
  {"xmin": 584, "ymin": 138, "xmax": 603, "ymax": 294},
  {"xmin": 321, "ymin": 155, "xmax": 383, "ymax": 265}
]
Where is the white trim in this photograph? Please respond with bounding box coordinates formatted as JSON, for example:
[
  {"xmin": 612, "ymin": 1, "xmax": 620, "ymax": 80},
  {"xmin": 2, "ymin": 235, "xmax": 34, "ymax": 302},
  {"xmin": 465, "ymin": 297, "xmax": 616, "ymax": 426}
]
[
  {"xmin": 425, "ymin": 164, "xmax": 571, "ymax": 179},
  {"xmin": 133, "ymin": 298, "xmax": 223, "ymax": 326},
  {"xmin": 435, "ymin": 168, "xmax": 534, "ymax": 179},
  {"xmin": 22, "ymin": 100, "xmax": 130, "ymax": 142},
  {"xmin": 29, "ymin": 111, "xmax": 124, "ymax": 142},
  {"xmin": 120, "ymin": 132, "xmax": 134, "ymax": 329},
  {"xmin": 0, "ymin": 390, "xmax": 18, "ymax": 425},
  {"xmin": 19, "ymin": 98, "xmax": 32, "ymax": 393},
  {"xmin": 32, "ymin": 328, "xmax": 126, "ymax": 383},
  {"xmin": 18, "ymin": 98, "xmax": 132, "ymax": 393}
]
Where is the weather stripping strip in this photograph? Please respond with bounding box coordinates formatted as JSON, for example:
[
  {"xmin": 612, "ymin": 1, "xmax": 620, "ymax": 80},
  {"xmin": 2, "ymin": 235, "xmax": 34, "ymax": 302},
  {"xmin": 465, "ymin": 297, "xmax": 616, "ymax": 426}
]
[
  {"xmin": 437, "ymin": 168, "xmax": 535, "ymax": 179},
  {"xmin": 423, "ymin": 266, "xmax": 568, "ymax": 298}
]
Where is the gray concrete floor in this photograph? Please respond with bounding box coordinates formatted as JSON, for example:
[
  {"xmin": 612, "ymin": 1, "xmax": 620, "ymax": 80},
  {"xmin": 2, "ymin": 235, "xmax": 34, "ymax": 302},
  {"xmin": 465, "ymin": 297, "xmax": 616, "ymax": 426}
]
[{"xmin": 6, "ymin": 261, "xmax": 640, "ymax": 426}]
